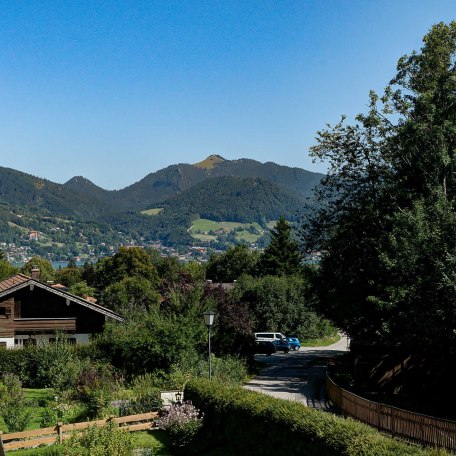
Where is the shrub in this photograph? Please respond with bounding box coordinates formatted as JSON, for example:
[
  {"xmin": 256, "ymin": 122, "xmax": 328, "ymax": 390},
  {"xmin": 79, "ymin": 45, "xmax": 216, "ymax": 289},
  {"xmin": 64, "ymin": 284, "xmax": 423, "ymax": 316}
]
[
  {"xmin": 0, "ymin": 373, "xmax": 33, "ymax": 432},
  {"xmin": 130, "ymin": 373, "xmax": 157, "ymax": 398},
  {"xmin": 73, "ymin": 362, "xmax": 120, "ymax": 419},
  {"xmin": 40, "ymin": 401, "xmax": 86, "ymax": 427},
  {"xmin": 210, "ymin": 355, "xmax": 248, "ymax": 384},
  {"xmin": 60, "ymin": 421, "xmax": 133, "ymax": 455},
  {"xmin": 184, "ymin": 378, "xmax": 449, "ymax": 456},
  {"xmin": 32, "ymin": 335, "xmax": 79, "ymax": 390},
  {"xmin": 165, "ymin": 353, "xmax": 248, "ymax": 387},
  {"xmin": 155, "ymin": 401, "xmax": 203, "ymax": 451},
  {"xmin": 0, "ymin": 348, "xmax": 33, "ymax": 384}
]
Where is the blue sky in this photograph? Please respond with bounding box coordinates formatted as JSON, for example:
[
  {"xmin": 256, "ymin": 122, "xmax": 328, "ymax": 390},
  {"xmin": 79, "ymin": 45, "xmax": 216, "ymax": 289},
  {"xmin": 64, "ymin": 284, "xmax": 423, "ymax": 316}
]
[{"xmin": 0, "ymin": 1, "xmax": 454, "ymax": 190}]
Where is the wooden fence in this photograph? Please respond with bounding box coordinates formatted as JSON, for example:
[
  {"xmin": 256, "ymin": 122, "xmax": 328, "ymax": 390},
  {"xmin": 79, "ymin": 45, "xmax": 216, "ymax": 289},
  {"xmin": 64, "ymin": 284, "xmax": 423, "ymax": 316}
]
[
  {"xmin": 0, "ymin": 411, "xmax": 158, "ymax": 454},
  {"xmin": 326, "ymin": 374, "xmax": 456, "ymax": 452}
]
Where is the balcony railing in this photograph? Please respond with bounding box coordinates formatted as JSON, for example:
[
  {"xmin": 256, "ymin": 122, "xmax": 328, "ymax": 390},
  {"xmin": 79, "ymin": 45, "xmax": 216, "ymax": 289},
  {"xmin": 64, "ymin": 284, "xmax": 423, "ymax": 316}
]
[{"xmin": 14, "ymin": 318, "xmax": 76, "ymax": 332}]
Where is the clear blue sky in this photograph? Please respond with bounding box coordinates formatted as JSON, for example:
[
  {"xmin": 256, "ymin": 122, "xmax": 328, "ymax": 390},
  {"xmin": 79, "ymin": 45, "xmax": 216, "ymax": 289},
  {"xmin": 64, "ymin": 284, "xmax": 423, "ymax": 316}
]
[{"xmin": 0, "ymin": 1, "xmax": 454, "ymax": 190}]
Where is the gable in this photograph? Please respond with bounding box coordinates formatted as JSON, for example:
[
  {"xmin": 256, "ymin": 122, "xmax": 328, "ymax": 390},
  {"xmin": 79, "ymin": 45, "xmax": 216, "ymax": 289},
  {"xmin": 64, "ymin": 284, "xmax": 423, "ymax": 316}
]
[{"xmin": 0, "ymin": 274, "xmax": 123, "ymax": 321}]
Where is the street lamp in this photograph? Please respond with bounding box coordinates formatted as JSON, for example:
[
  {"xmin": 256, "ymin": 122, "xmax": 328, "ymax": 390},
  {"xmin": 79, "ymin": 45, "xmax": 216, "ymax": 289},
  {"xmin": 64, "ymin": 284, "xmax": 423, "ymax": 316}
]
[{"xmin": 202, "ymin": 310, "xmax": 217, "ymax": 379}]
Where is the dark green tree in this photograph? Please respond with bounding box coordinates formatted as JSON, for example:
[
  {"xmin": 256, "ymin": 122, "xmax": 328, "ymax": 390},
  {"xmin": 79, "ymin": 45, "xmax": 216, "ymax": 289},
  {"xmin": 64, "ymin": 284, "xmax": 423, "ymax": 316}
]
[
  {"xmin": 95, "ymin": 246, "xmax": 159, "ymax": 290},
  {"xmin": 20, "ymin": 257, "xmax": 55, "ymax": 282},
  {"xmin": 206, "ymin": 244, "xmax": 259, "ymax": 282},
  {"xmin": 233, "ymin": 274, "xmax": 335, "ymax": 340},
  {"xmin": 0, "ymin": 259, "xmax": 18, "ymax": 281},
  {"xmin": 304, "ymin": 22, "xmax": 456, "ymax": 348},
  {"xmin": 100, "ymin": 276, "xmax": 160, "ymax": 315},
  {"xmin": 259, "ymin": 216, "xmax": 302, "ymax": 276},
  {"xmin": 55, "ymin": 265, "xmax": 83, "ymax": 287},
  {"xmin": 69, "ymin": 281, "xmax": 96, "ymax": 299}
]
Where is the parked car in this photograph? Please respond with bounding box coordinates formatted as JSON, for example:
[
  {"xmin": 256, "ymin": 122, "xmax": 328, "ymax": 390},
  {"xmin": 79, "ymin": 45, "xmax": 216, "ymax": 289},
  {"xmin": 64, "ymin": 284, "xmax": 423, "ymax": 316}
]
[
  {"xmin": 286, "ymin": 337, "xmax": 301, "ymax": 351},
  {"xmin": 272, "ymin": 338, "xmax": 291, "ymax": 353},
  {"xmin": 255, "ymin": 340, "xmax": 276, "ymax": 355},
  {"xmin": 254, "ymin": 332, "xmax": 286, "ymax": 342}
]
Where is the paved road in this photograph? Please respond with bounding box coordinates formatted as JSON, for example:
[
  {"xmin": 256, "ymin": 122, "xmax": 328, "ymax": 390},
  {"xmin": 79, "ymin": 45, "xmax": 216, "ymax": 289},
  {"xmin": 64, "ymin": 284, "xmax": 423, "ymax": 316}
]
[{"xmin": 245, "ymin": 337, "xmax": 348, "ymax": 411}]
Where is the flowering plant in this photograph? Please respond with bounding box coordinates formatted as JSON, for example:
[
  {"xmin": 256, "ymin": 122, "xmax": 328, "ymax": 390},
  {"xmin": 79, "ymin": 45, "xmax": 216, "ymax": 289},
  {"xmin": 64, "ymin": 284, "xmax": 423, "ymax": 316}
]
[{"xmin": 155, "ymin": 401, "xmax": 203, "ymax": 449}]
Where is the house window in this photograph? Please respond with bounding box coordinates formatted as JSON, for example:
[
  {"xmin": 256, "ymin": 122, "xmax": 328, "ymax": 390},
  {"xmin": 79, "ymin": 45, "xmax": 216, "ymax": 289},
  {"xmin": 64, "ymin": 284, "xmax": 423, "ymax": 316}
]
[{"xmin": 0, "ymin": 307, "xmax": 7, "ymax": 318}]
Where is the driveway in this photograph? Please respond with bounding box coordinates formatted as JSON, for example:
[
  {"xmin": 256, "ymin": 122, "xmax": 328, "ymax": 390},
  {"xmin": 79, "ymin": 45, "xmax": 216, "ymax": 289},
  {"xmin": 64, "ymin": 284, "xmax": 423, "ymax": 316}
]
[{"xmin": 245, "ymin": 336, "xmax": 348, "ymax": 411}]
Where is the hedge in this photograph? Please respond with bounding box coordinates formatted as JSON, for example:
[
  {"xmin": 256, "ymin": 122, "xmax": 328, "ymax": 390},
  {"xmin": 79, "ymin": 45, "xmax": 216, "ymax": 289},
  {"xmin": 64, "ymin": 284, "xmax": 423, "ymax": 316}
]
[{"xmin": 184, "ymin": 378, "xmax": 449, "ymax": 456}]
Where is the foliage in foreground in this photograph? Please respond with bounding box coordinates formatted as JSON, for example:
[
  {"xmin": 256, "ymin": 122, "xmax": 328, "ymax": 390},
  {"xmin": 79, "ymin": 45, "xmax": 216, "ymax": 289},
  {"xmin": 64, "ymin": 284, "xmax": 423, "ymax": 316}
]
[
  {"xmin": 303, "ymin": 22, "xmax": 456, "ymax": 370},
  {"xmin": 156, "ymin": 401, "xmax": 203, "ymax": 451},
  {"xmin": 59, "ymin": 422, "xmax": 133, "ymax": 456},
  {"xmin": 0, "ymin": 373, "xmax": 33, "ymax": 432},
  {"xmin": 184, "ymin": 378, "xmax": 448, "ymax": 456}
]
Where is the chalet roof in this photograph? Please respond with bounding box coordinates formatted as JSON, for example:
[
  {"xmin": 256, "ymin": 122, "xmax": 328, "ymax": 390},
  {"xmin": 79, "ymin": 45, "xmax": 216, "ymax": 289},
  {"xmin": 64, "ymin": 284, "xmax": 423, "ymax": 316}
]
[
  {"xmin": 0, "ymin": 273, "xmax": 30, "ymax": 292},
  {"xmin": 0, "ymin": 274, "xmax": 123, "ymax": 321}
]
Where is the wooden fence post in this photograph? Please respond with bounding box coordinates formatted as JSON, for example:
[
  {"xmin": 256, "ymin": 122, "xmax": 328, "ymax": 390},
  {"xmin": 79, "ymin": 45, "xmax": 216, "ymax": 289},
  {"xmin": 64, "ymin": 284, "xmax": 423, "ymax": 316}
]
[
  {"xmin": 57, "ymin": 422, "xmax": 64, "ymax": 445},
  {"xmin": 0, "ymin": 431, "xmax": 6, "ymax": 456}
]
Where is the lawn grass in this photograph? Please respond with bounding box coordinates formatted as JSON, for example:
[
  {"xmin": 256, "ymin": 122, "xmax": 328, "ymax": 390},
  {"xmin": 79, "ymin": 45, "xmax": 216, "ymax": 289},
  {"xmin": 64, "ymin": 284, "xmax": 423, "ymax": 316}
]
[
  {"xmin": 301, "ymin": 334, "xmax": 342, "ymax": 347},
  {"xmin": 218, "ymin": 221, "xmax": 245, "ymax": 230},
  {"xmin": 235, "ymin": 231, "xmax": 260, "ymax": 243},
  {"xmin": 24, "ymin": 388, "xmax": 55, "ymax": 430},
  {"xmin": 141, "ymin": 208, "xmax": 163, "ymax": 216},
  {"xmin": 7, "ymin": 222, "xmax": 28, "ymax": 232},
  {"xmin": 190, "ymin": 218, "xmax": 220, "ymax": 232},
  {"xmin": 192, "ymin": 233, "xmax": 217, "ymax": 241}
]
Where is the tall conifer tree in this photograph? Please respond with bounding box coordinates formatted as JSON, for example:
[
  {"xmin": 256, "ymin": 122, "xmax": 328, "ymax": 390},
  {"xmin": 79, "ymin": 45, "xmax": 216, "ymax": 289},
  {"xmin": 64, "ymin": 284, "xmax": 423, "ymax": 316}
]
[{"xmin": 260, "ymin": 216, "xmax": 302, "ymax": 276}]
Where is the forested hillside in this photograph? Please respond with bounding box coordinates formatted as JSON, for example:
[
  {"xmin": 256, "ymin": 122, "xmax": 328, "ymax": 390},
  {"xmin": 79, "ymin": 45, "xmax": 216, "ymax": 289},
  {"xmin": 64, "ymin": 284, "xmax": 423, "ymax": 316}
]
[
  {"xmin": 0, "ymin": 156, "xmax": 321, "ymax": 256},
  {"xmin": 161, "ymin": 176, "xmax": 305, "ymax": 224}
]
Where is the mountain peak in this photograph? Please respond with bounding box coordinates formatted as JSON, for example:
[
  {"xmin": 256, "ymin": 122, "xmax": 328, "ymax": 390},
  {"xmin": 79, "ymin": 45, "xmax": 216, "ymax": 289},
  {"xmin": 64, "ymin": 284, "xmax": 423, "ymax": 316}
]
[
  {"xmin": 193, "ymin": 155, "xmax": 226, "ymax": 169},
  {"xmin": 65, "ymin": 176, "xmax": 92, "ymax": 185}
]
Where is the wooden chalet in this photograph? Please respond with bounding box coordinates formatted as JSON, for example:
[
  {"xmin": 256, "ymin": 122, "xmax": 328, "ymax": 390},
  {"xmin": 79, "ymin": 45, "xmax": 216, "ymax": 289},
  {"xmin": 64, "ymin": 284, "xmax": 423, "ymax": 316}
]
[{"xmin": 0, "ymin": 270, "xmax": 123, "ymax": 348}]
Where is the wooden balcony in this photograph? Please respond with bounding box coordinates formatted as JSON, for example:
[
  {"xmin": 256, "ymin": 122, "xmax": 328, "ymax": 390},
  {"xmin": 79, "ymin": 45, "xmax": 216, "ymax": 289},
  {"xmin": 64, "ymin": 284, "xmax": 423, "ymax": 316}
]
[{"xmin": 14, "ymin": 318, "xmax": 76, "ymax": 332}]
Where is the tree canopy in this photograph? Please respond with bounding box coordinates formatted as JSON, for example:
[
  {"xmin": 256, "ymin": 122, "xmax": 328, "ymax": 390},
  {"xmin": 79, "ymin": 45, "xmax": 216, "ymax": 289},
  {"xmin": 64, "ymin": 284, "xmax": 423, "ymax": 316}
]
[
  {"xmin": 260, "ymin": 216, "xmax": 302, "ymax": 276},
  {"xmin": 304, "ymin": 22, "xmax": 456, "ymax": 358}
]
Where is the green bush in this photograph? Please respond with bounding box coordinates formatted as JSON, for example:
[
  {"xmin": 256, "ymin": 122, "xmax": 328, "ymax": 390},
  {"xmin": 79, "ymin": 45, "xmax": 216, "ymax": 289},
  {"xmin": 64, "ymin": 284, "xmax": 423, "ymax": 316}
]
[
  {"xmin": 184, "ymin": 378, "xmax": 449, "ymax": 456},
  {"xmin": 60, "ymin": 421, "xmax": 133, "ymax": 455},
  {"xmin": 166, "ymin": 354, "xmax": 248, "ymax": 387},
  {"xmin": 33, "ymin": 337, "xmax": 80, "ymax": 390},
  {"xmin": 210, "ymin": 355, "xmax": 248, "ymax": 384},
  {"xmin": 0, "ymin": 348, "xmax": 33, "ymax": 384},
  {"xmin": 0, "ymin": 373, "xmax": 33, "ymax": 432}
]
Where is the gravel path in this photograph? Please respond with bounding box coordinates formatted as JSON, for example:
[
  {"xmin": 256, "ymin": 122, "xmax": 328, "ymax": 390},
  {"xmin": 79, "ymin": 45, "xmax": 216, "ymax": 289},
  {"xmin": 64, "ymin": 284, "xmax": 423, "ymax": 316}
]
[{"xmin": 245, "ymin": 336, "xmax": 348, "ymax": 411}]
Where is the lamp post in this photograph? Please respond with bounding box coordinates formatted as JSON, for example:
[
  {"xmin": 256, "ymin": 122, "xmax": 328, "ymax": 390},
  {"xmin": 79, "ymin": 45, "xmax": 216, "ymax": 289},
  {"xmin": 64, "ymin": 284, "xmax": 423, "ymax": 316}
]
[{"xmin": 202, "ymin": 310, "xmax": 216, "ymax": 379}]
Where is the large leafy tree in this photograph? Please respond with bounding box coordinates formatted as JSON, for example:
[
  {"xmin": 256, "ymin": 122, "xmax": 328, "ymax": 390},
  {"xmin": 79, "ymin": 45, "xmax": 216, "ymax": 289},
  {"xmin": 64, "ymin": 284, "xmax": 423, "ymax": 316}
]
[
  {"xmin": 20, "ymin": 257, "xmax": 55, "ymax": 282},
  {"xmin": 305, "ymin": 21, "xmax": 456, "ymax": 349},
  {"xmin": 233, "ymin": 274, "xmax": 335, "ymax": 340},
  {"xmin": 100, "ymin": 276, "xmax": 160, "ymax": 315},
  {"xmin": 206, "ymin": 244, "xmax": 259, "ymax": 282},
  {"xmin": 95, "ymin": 246, "xmax": 159, "ymax": 290}
]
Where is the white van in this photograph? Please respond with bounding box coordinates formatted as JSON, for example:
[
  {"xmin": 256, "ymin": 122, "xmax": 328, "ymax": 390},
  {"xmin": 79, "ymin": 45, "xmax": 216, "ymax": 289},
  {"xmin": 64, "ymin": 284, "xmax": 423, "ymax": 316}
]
[{"xmin": 254, "ymin": 332, "xmax": 286, "ymax": 342}]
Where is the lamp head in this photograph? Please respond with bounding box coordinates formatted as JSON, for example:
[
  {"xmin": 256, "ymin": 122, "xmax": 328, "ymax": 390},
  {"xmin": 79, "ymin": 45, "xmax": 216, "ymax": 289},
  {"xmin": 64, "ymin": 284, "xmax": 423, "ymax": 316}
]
[{"xmin": 202, "ymin": 310, "xmax": 217, "ymax": 327}]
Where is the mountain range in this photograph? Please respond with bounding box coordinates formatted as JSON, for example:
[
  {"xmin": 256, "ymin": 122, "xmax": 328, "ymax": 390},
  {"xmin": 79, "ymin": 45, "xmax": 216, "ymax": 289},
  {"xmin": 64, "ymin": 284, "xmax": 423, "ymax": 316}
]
[{"xmin": 0, "ymin": 155, "xmax": 324, "ymax": 251}]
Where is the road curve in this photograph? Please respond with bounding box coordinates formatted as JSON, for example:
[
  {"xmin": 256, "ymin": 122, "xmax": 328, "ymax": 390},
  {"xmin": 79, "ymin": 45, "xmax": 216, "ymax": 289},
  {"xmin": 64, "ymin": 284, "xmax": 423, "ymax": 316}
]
[{"xmin": 245, "ymin": 336, "xmax": 348, "ymax": 411}]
